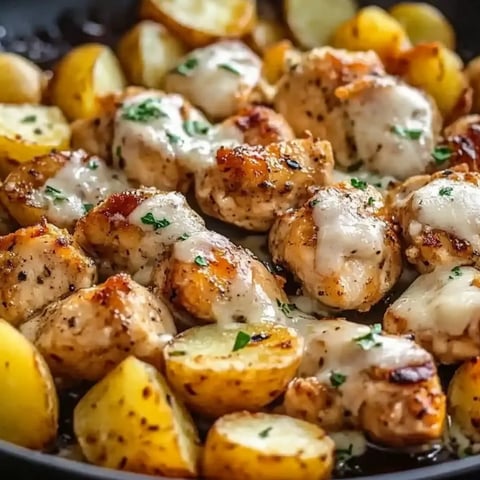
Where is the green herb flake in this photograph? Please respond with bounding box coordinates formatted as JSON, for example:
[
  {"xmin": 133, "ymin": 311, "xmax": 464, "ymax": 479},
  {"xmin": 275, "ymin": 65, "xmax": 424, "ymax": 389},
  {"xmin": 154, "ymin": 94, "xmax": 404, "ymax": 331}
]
[
  {"xmin": 432, "ymin": 146, "xmax": 453, "ymax": 165},
  {"xmin": 166, "ymin": 131, "xmax": 181, "ymax": 144},
  {"xmin": 183, "ymin": 120, "xmax": 210, "ymax": 136},
  {"xmin": 259, "ymin": 427, "xmax": 272, "ymax": 438},
  {"xmin": 44, "ymin": 185, "xmax": 67, "ymax": 203},
  {"xmin": 218, "ymin": 63, "xmax": 241, "ymax": 75},
  {"xmin": 335, "ymin": 444, "xmax": 356, "ymax": 474},
  {"xmin": 177, "ymin": 233, "xmax": 190, "ymax": 241},
  {"xmin": 353, "ymin": 323, "xmax": 382, "ymax": 350},
  {"xmin": 309, "ymin": 199, "xmax": 320, "ymax": 207},
  {"xmin": 329, "ymin": 371, "xmax": 347, "ymax": 388},
  {"xmin": 367, "ymin": 197, "xmax": 375, "ymax": 206},
  {"xmin": 21, "ymin": 115, "xmax": 36, "ymax": 123},
  {"xmin": 350, "ymin": 178, "xmax": 367, "ymax": 191},
  {"xmin": 232, "ymin": 331, "xmax": 251, "ymax": 352},
  {"xmin": 140, "ymin": 212, "xmax": 171, "ymax": 230},
  {"xmin": 122, "ymin": 98, "xmax": 168, "ymax": 123},
  {"xmin": 83, "ymin": 203, "xmax": 93, "ymax": 214},
  {"xmin": 449, "ymin": 266, "xmax": 463, "ymax": 280},
  {"xmin": 169, "ymin": 351, "xmax": 187, "ymax": 357},
  {"xmin": 276, "ymin": 299, "xmax": 296, "ymax": 318},
  {"xmin": 87, "ymin": 159, "xmax": 99, "ymax": 170},
  {"xmin": 390, "ymin": 125, "xmax": 423, "ymax": 140},
  {"xmin": 439, "ymin": 186, "xmax": 453, "ymax": 197},
  {"xmin": 194, "ymin": 255, "xmax": 209, "ymax": 267},
  {"xmin": 174, "ymin": 57, "xmax": 199, "ymax": 76}
]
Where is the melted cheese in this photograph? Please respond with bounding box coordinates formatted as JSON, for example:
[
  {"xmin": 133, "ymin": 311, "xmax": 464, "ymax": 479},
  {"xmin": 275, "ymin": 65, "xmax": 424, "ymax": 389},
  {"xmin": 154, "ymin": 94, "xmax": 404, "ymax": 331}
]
[
  {"xmin": 299, "ymin": 319, "xmax": 432, "ymax": 415},
  {"xmin": 410, "ymin": 177, "xmax": 480, "ymax": 249},
  {"xmin": 167, "ymin": 40, "xmax": 261, "ymax": 119},
  {"xmin": 346, "ymin": 79, "xmax": 437, "ymax": 180},
  {"xmin": 388, "ymin": 266, "xmax": 480, "ymax": 337},
  {"xmin": 174, "ymin": 231, "xmax": 280, "ymax": 324}
]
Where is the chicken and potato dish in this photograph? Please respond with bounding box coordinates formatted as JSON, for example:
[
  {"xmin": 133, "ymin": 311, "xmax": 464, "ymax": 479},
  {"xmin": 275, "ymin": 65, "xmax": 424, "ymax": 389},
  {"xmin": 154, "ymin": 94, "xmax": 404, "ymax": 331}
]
[{"xmin": 0, "ymin": 0, "xmax": 479, "ymax": 479}]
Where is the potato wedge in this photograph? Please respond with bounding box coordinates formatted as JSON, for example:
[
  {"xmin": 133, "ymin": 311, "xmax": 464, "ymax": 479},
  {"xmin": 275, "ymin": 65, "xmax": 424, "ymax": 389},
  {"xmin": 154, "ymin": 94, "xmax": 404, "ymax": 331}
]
[
  {"xmin": 202, "ymin": 412, "xmax": 334, "ymax": 480},
  {"xmin": 389, "ymin": 2, "xmax": 455, "ymax": 49},
  {"xmin": 140, "ymin": 0, "xmax": 256, "ymax": 47},
  {"xmin": 0, "ymin": 53, "xmax": 45, "ymax": 104},
  {"xmin": 117, "ymin": 20, "xmax": 187, "ymax": 88},
  {"xmin": 247, "ymin": 18, "xmax": 290, "ymax": 54},
  {"xmin": 164, "ymin": 323, "xmax": 303, "ymax": 417},
  {"xmin": 0, "ymin": 104, "xmax": 70, "ymax": 177},
  {"xmin": 466, "ymin": 56, "xmax": 480, "ymax": 114},
  {"xmin": 50, "ymin": 43, "xmax": 126, "ymax": 120},
  {"xmin": 74, "ymin": 356, "xmax": 200, "ymax": 477},
  {"xmin": 285, "ymin": 0, "xmax": 357, "ymax": 49},
  {"xmin": 331, "ymin": 6, "xmax": 410, "ymax": 63},
  {"xmin": 0, "ymin": 318, "xmax": 58, "ymax": 449}
]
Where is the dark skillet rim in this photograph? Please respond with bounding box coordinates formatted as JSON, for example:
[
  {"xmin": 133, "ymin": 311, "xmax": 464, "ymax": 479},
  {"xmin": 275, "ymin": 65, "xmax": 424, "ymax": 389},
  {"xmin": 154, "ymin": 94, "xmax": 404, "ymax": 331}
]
[{"xmin": 1, "ymin": 439, "xmax": 480, "ymax": 480}]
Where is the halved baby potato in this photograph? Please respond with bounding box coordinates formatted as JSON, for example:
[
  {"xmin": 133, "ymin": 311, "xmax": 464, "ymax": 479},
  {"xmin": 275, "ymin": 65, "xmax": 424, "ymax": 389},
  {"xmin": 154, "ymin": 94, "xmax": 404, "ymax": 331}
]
[
  {"xmin": 140, "ymin": 0, "xmax": 256, "ymax": 47},
  {"xmin": 50, "ymin": 43, "xmax": 126, "ymax": 120},
  {"xmin": 117, "ymin": 20, "xmax": 187, "ymax": 88},
  {"xmin": 164, "ymin": 322, "xmax": 303, "ymax": 417},
  {"xmin": 0, "ymin": 318, "xmax": 58, "ymax": 450},
  {"xmin": 285, "ymin": 0, "xmax": 358, "ymax": 48},
  {"xmin": 74, "ymin": 356, "xmax": 200, "ymax": 477},
  {"xmin": 202, "ymin": 412, "xmax": 334, "ymax": 480}
]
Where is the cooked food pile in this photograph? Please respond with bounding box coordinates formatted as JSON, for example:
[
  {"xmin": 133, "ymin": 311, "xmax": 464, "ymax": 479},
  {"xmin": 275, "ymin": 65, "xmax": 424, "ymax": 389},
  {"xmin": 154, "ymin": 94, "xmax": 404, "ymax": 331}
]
[{"xmin": 1, "ymin": 1, "xmax": 480, "ymax": 479}]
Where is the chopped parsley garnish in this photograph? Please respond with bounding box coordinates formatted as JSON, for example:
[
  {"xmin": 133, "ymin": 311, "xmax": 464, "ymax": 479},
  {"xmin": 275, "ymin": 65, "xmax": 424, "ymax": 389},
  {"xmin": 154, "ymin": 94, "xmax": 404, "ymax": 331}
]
[
  {"xmin": 353, "ymin": 323, "xmax": 382, "ymax": 350},
  {"xmin": 390, "ymin": 125, "xmax": 423, "ymax": 140},
  {"xmin": 449, "ymin": 266, "xmax": 462, "ymax": 280},
  {"xmin": 140, "ymin": 212, "xmax": 171, "ymax": 230},
  {"xmin": 330, "ymin": 371, "xmax": 347, "ymax": 388},
  {"xmin": 350, "ymin": 177, "xmax": 367, "ymax": 190},
  {"xmin": 166, "ymin": 131, "xmax": 181, "ymax": 144},
  {"xmin": 194, "ymin": 255, "xmax": 209, "ymax": 267},
  {"xmin": 336, "ymin": 444, "xmax": 353, "ymax": 461},
  {"xmin": 169, "ymin": 351, "xmax": 187, "ymax": 357},
  {"xmin": 367, "ymin": 197, "xmax": 375, "ymax": 206},
  {"xmin": 439, "ymin": 186, "xmax": 453, "ymax": 197},
  {"xmin": 87, "ymin": 159, "xmax": 99, "ymax": 170},
  {"xmin": 44, "ymin": 185, "xmax": 67, "ymax": 203},
  {"xmin": 432, "ymin": 146, "xmax": 453, "ymax": 165},
  {"xmin": 83, "ymin": 203, "xmax": 93, "ymax": 213},
  {"xmin": 183, "ymin": 120, "xmax": 210, "ymax": 136},
  {"xmin": 218, "ymin": 63, "xmax": 240, "ymax": 75},
  {"xmin": 259, "ymin": 427, "xmax": 272, "ymax": 438},
  {"xmin": 335, "ymin": 444, "xmax": 358, "ymax": 474},
  {"xmin": 122, "ymin": 98, "xmax": 167, "ymax": 122},
  {"xmin": 174, "ymin": 57, "xmax": 199, "ymax": 76},
  {"xmin": 21, "ymin": 115, "xmax": 36, "ymax": 123},
  {"xmin": 232, "ymin": 331, "xmax": 251, "ymax": 352},
  {"xmin": 309, "ymin": 199, "xmax": 320, "ymax": 207},
  {"xmin": 276, "ymin": 299, "xmax": 296, "ymax": 318},
  {"xmin": 177, "ymin": 233, "xmax": 190, "ymax": 241}
]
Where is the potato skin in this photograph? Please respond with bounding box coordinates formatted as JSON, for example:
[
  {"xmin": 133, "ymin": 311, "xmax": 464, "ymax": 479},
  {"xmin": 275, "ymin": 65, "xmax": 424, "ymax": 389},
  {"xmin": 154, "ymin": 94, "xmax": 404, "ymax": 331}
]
[
  {"xmin": 0, "ymin": 318, "xmax": 58, "ymax": 450},
  {"xmin": 74, "ymin": 356, "xmax": 200, "ymax": 477}
]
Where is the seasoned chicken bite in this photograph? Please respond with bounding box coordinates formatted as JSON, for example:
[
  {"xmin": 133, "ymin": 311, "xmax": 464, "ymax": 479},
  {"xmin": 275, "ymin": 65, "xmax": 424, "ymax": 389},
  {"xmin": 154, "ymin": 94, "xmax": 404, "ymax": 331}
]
[
  {"xmin": 152, "ymin": 230, "xmax": 288, "ymax": 325},
  {"xmin": 164, "ymin": 40, "xmax": 262, "ymax": 121},
  {"xmin": 0, "ymin": 150, "xmax": 129, "ymax": 230},
  {"xmin": 283, "ymin": 319, "xmax": 445, "ymax": 447},
  {"xmin": 269, "ymin": 181, "xmax": 402, "ymax": 312},
  {"xmin": 392, "ymin": 168, "xmax": 480, "ymax": 273},
  {"xmin": 384, "ymin": 266, "xmax": 480, "ymax": 364},
  {"xmin": 195, "ymin": 138, "xmax": 334, "ymax": 232},
  {"xmin": 21, "ymin": 273, "xmax": 176, "ymax": 382},
  {"xmin": 0, "ymin": 222, "xmax": 97, "ymax": 326},
  {"xmin": 74, "ymin": 188, "xmax": 207, "ymax": 284},
  {"xmin": 274, "ymin": 48, "xmax": 441, "ymax": 179}
]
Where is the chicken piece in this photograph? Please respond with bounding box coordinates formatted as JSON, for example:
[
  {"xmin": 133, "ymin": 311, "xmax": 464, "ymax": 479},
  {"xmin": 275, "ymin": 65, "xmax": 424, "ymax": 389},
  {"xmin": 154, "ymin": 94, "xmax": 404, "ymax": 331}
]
[
  {"xmin": 392, "ymin": 168, "xmax": 480, "ymax": 273},
  {"xmin": 152, "ymin": 230, "xmax": 288, "ymax": 326},
  {"xmin": 0, "ymin": 222, "xmax": 97, "ymax": 326},
  {"xmin": 274, "ymin": 48, "xmax": 441, "ymax": 179},
  {"xmin": 74, "ymin": 188, "xmax": 206, "ymax": 284},
  {"xmin": 269, "ymin": 181, "xmax": 402, "ymax": 312},
  {"xmin": 21, "ymin": 273, "xmax": 176, "ymax": 382},
  {"xmin": 384, "ymin": 266, "xmax": 480, "ymax": 364},
  {"xmin": 164, "ymin": 40, "xmax": 262, "ymax": 121},
  {"xmin": 195, "ymin": 138, "xmax": 334, "ymax": 232},
  {"xmin": 0, "ymin": 150, "xmax": 129, "ymax": 230},
  {"xmin": 283, "ymin": 319, "xmax": 445, "ymax": 447},
  {"xmin": 71, "ymin": 114, "xmax": 115, "ymax": 160}
]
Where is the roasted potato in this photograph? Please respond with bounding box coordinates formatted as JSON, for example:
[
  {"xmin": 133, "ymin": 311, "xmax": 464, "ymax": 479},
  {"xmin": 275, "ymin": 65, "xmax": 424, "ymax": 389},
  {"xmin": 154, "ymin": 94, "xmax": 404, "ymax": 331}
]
[
  {"xmin": 74, "ymin": 356, "xmax": 200, "ymax": 477},
  {"xmin": 202, "ymin": 412, "xmax": 334, "ymax": 480},
  {"xmin": 117, "ymin": 20, "xmax": 187, "ymax": 88},
  {"xmin": 21, "ymin": 273, "xmax": 176, "ymax": 382},
  {"xmin": 389, "ymin": 2, "xmax": 455, "ymax": 49},
  {"xmin": 285, "ymin": 0, "xmax": 358, "ymax": 49},
  {"xmin": 164, "ymin": 323, "xmax": 303, "ymax": 417},
  {"xmin": 0, "ymin": 104, "xmax": 70, "ymax": 177},
  {"xmin": 331, "ymin": 6, "xmax": 411, "ymax": 63},
  {"xmin": 50, "ymin": 43, "xmax": 126, "ymax": 120},
  {"xmin": 466, "ymin": 56, "xmax": 480, "ymax": 114},
  {"xmin": 0, "ymin": 318, "xmax": 58, "ymax": 450},
  {"xmin": 0, "ymin": 53, "xmax": 45, "ymax": 104},
  {"xmin": 247, "ymin": 18, "xmax": 289, "ymax": 54},
  {"xmin": 140, "ymin": 0, "xmax": 256, "ymax": 47}
]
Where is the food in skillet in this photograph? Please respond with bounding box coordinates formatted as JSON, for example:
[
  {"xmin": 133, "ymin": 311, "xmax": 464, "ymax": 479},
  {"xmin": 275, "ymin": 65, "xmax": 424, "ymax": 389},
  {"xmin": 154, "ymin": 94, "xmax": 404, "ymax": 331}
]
[{"xmin": 1, "ymin": 1, "xmax": 480, "ymax": 479}]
